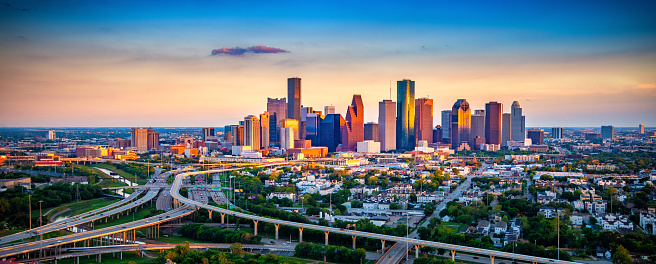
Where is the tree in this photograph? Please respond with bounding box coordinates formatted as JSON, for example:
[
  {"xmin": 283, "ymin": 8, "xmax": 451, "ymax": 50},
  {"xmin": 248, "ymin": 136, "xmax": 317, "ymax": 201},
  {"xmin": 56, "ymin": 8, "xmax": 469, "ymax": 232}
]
[
  {"xmin": 612, "ymin": 245, "xmax": 632, "ymax": 264},
  {"xmin": 410, "ymin": 193, "xmax": 418, "ymax": 203},
  {"xmin": 452, "ymin": 168, "xmax": 460, "ymax": 175},
  {"xmin": 230, "ymin": 243, "xmax": 245, "ymax": 256}
]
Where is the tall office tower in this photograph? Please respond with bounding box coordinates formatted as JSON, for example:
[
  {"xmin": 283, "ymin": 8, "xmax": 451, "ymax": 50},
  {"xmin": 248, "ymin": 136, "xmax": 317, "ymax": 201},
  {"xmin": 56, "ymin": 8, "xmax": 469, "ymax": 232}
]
[
  {"xmin": 260, "ymin": 112, "xmax": 270, "ymax": 148},
  {"xmin": 601, "ymin": 125, "xmax": 615, "ymax": 139},
  {"xmin": 47, "ymin": 130, "xmax": 56, "ymax": 140},
  {"xmin": 301, "ymin": 106, "xmax": 312, "ymax": 122},
  {"xmin": 552, "ymin": 127, "xmax": 563, "ymax": 139},
  {"xmin": 267, "ymin": 98, "xmax": 287, "ymax": 125},
  {"xmin": 287, "ymin": 77, "xmax": 302, "ymax": 122},
  {"xmin": 364, "ymin": 122, "xmax": 379, "ymax": 142},
  {"xmin": 282, "ymin": 119, "xmax": 300, "ymax": 140},
  {"xmin": 244, "ymin": 115, "xmax": 261, "ymax": 149},
  {"xmin": 147, "ymin": 128, "xmax": 159, "ymax": 151},
  {"xmin": 639, "ymin": 124, "xmax": 645, "ymax": 134},
  {"xmin": 379, "ymin": 100, "xmax": 397, "ymax": 151},
  {"xmin": 450, "ymin": 99, "xmax": 471, "ymax": 149},
  {"xmin": 415, "ymin": 97, "xmax": 433, "ymax": 144},
  {"xmin": 485, "ymin": 102, "xmax": 503, "ymax": 145},
  {"xmin": 502, "ymin": 114, "xmax": 511, "ymax": 146},
  {"xmin": 202, "ymin": 128, "xmax": 215, "ymax": 141},
  {"xmin": 320, "ymin": 114, "xmax": 345, "ymax": 152},
  {"xmin": 131, "ymin": 128, "xmax": 148, "ymax": 153},
  {"xmin": 441, "ymin": 110, "xmax": 452, "ymax": 142},
  {"xmin": 396, "ymin": 79, "xmax": 416, "ymax": 150},
  {"xmin": 342, "ymin": 94, "xmax": 365, "ymax": 151},
  {"xmin": 224, "ymin": 125, "xmax": 235, "ymax": 143},
  {"xmin": 268, "ymin": 114, "xmax": 278, "ymax": 146},
  {"xmin": 511, "ymin": 101, "xmax": 525, "ymax": 141},
  {"xmin": 527, "ymin": 129, "xmax": 545, "ymax": 145},
  {"xmin": 305, "ymin": 113, "xmax": 322, "ymax": 146},
  {"xmin": 280, "ymin": 127, "xmax": 295, "ymax": 150},
  {"xmin": 433, "ymin": 125, "xmax": 442, "ymax": 143},
  {"xmin": 470, "ymin": 110, "xmax": 485, "ymax": 145},
  {"xmin": 231, "ymin": 125, "xmax": 244, "ymax": 146},
  {"xmin": 324, "ymin": 105, "xmax": 336, "ymax": 115}
]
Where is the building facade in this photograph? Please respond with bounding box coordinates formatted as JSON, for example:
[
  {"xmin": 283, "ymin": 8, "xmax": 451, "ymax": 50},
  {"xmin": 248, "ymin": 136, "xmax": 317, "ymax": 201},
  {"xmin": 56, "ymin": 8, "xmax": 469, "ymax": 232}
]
[
  {"xmin": 379, "ymin": 100, "xmax": 396, "ymax": 151},
  {"xmin": 415, "ymin": 97, "xmax": 434, "ymax": 144},
  {"xmin": 364, "ymin": 122, "xmax": 379, "ymax": 142},
  {"xmin": 511, "ymin": 101, "xmax": 525, "ymax": 142},
  {"xmin": 342, "ymin": 94, "xmax": 364, "ymax": 151},
  {"xmin": 396, "ymin": 79, "xmax": 416, "ymax": 150},
  {"xmin": 552, "ymin": 127, "xmax": 563, "ymax": 139},
  {"xmin": 485, "ymin": 101, "xmax": 503, "ymax": 145},
  {"xmin": 471, "ymin": 110, "xmax": 485, "ymax": 147},
  {"xmin": 319, "ymin": 114, "xmax": 345, "ymax": 152},
  {"xmin": 287, "ymin": 77, "xmax": 302, "ymax": 122},
  {"xmin": 527, "ymin": 129, "xmax": 545, "ymax": 145},
  {"xmin": 601, "ymin": 125, "xmax": 615, "ymax": 139},
  {"xmin": 450, "ymin": 99, "xmax": 471, "ymax": 150},
  {"xmin": 441, "ymin": 110, "xmax": 451, "ymax": 143}
]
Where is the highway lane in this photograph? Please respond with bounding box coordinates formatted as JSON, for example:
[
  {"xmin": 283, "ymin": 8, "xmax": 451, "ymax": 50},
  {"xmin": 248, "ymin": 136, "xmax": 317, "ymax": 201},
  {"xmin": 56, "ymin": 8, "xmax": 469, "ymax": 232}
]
[
  {"xmin": 169, "ymin": 167, "xmax": 576, "ymax": 264},
  {"xmin": 0, "ymin": 205, "xmax": 194, "ymax": 258},
  {"xmin": 0, "ymin": 188, "xmax": 146, "ymax": 245}
]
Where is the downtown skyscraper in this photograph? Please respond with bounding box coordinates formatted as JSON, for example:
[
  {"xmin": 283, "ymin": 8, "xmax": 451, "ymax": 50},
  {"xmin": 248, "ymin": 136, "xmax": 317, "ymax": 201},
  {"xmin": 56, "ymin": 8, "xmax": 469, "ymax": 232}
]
[
  {"xmin": 342, "ymin": 94, "xmax": 364, "ymax": 151},
  {"xmin": 441, "ymin": 110, "xmax": 452, "ymax": 143},
  {"xmin": 260, "ymin": 112, "xmax": 270, "ymax": 148},
  {"xmin": 511, "ymin": 101, "xmax": 526, "ymax": 141},
  {"xmin": 287, "ymin": 77, "xmax": 302, "ymax": 122},
  {"xmin": 244, "ymin": 115, "xmax": 261, "ymax": 150},
  {"xmin": 450, "ymin": 99, "xmax": 471, "ymax": 150},
  {"xmin": 379, "ymin": 100, "xmax": 396, "ymax": 151},
  {"xmin": 396, "ymin": 79, "xmax": 415, "ymax": 150},
  {"xmin": 485, "ymin": 101, "xmax": 503, "ymax": 145},
  {"xmin": 415, "ymin": 97, "xmax": 433, "ymax": 144},
  {"xmin": 471, "ymin": 110, "xmax": 485, "ymax": 146}
]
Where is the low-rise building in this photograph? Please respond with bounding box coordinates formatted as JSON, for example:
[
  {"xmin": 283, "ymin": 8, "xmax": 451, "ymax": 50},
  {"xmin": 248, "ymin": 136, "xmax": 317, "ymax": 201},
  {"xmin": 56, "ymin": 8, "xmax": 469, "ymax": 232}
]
[
  {"xmin": 595, "ymin": 213, "xmax": 634, "ymax": 231},
  {"xmin": 266, "ymin": 192, "xmax": 296, "ymax": 201}
]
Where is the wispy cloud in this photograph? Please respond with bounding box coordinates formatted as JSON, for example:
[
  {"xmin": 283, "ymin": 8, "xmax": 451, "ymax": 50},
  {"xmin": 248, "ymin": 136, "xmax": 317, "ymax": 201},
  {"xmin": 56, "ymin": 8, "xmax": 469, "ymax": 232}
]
[{"xmin": 211, "ymin": 46, "xmax": 288, "ymax": 56}]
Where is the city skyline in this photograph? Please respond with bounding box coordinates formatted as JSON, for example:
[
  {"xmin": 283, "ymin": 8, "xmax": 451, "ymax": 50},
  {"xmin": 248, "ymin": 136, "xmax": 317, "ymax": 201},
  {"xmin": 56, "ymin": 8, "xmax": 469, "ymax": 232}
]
[{"xmin": 1, "ymin": 1, "xmax": 655, "ymax": 127}]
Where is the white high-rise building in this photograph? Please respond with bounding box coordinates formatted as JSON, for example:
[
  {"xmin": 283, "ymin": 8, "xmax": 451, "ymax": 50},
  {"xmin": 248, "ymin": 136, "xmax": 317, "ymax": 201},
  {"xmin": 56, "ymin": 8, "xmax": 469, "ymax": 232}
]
[
  {"xmin": 378, "ymin": 100, "xmax": 396, "ymax": 151},
  {"xmin": 244, "ymin": 115, "xmax": 261, "ymax": 150},
  {"xmin": 47, "ymin": 130, "xmax": 56, "ymax": 140},
  {"xmin": 280, "ymin": 127, "xmax": 295, "ymax": 150},
  {"xmin": 511, "ymin": 101, "xmax": 526, "ymax": 141},
  {"xmin": 357, "ymin": 140, "xmax": 381, "ymax": 153}
]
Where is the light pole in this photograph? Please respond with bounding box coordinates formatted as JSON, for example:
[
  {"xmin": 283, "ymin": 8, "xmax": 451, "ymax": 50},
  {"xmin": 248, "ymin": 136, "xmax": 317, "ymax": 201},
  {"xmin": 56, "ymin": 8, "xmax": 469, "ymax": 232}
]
[
  {"xmin": 39, "ymin": 200, "xmax": 43, "ymax": 257},
  {"xmin": 557, "ymin": 209, "xmax": 560, "ymax": 261},
  {"xmin": 28, "ymin": 195, "xmax": 31, "ymax": 232},
  {"xmin": 406, "ymin": 212, "xmax": 409, "ymax": 264}
]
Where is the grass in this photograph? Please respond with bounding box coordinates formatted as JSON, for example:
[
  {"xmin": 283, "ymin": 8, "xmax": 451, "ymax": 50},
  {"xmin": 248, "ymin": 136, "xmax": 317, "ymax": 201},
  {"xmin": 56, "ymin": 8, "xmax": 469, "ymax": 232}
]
[
  {"xmin": 58, "ymin": 199, "xmax": 119, "ymax": 219},
  {"xmin": 437, "ymin": 221, "xmax": 468, "ymax": 232},
  {"xmin": 54, "ymin": 251, "xmax": 156, "ymax": 264},
  {"xmin": 0, "ymin": 229, "xmax": 23, "ymax": 237},
  {"xmin": 93, "ymin": 204, "xmax": 161, "ymax": 229},
  {"xmin": 32, "ymin": 198, "xmax": 112, "ymax": 220},
  {"xmin": 90, "ymin": 163, "xmax": 149, "ymax": 185},
  {"xmin": 148, "ymin": 235, "xmax": 205, "ymax": 244}
]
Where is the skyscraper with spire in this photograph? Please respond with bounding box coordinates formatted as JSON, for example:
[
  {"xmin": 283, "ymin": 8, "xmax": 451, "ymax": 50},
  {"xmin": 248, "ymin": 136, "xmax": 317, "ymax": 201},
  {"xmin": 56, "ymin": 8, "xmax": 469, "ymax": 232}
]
[
  {"xmin": 511, "ymin": 101, "xmax": 525, "ymax": 141},
  {"xmin": 396, "ymin": 79, "xmax": 415, "ymax": 150}
]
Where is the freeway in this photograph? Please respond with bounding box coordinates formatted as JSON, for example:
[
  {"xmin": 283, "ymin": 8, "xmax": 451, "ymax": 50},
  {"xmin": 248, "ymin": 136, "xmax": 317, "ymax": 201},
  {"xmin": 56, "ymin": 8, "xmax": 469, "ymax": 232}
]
[
  {"xmin": 19, "ymin": 243, "xmax": 295, "ymax": 263},
  {"xmin": 0, "ymin": 204, "xmax": 195, "ymax": 258},
  {"xmin": 169, "ymin": 168, "xmax": 576, "ymax": 264}
]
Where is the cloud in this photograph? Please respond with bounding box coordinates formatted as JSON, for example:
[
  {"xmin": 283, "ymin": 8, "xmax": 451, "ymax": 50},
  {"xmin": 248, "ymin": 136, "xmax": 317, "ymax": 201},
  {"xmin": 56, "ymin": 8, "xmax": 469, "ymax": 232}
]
[
  {"xmin": 635, "ymin": 83, "xmax": 656, "ymax": 90},
  {"xmin": 211, "ymin": 46, "xmax": 288, "ymax": 56}
]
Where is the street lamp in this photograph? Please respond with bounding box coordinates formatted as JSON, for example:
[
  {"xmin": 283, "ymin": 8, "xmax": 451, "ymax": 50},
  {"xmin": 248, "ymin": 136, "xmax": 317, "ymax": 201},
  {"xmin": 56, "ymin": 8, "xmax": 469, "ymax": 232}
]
[
  {"xmin": 28, "ymin": 195, "xmax": 31, "ymax": 232},
  {"xmin": 39, "ymin": 200, "xmax": 43, "ymax": 257}
]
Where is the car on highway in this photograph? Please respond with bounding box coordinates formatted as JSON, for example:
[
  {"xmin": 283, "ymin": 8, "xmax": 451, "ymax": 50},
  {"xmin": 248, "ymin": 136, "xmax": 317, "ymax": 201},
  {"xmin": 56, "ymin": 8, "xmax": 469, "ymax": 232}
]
[{"xmin": 473, "ymin": 257, "xmax": 479, "ymax": 259}]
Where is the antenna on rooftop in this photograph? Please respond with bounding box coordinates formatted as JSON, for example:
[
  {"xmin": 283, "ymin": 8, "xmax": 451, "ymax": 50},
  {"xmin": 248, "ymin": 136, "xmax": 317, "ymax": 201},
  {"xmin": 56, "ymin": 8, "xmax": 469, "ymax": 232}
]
[{"xmin": 389, "ymin": 80, "xmax": 392, "ymax": 100}]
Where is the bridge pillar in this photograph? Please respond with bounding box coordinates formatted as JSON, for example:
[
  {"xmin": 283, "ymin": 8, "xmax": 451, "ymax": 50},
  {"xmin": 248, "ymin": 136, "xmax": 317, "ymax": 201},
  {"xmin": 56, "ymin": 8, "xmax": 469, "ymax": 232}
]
[
  {"xmin": 451, "ymin": 250, "xmax": 456, "ymax": 261},
  {"xmin": 253, "ymin": 220, "xmax": 258, "ymax": 236},
  {"xmin": 76, "ymin": 256, "xmax": 79, "ymax": 264},
  {"xmin": 381, "ymin": 240, "xmax": 385, "ymax": 250},
  {"xmin": 275, "ymin": 224, "xmax": 280, "ymax": 240},
  {"xmin": 324, "ymin": 231, "xmax": 329, "ymax": 245},
  {"xmin": 209, "ymin": 210, "xmax": 212, "ymax": 220},
  {"xmin": 415, "ymin": 245, "xmax": 419, "ymax": 258},
  {"xmin": 98, "ymin": 253, "xmax": 101, "ymax": 263},
  {"xmin": 490, "ymin": 255, "xmax": 495, "ymax": 264},
  {"xmin": 299, "ymin": 228, "xmax": 303, "ymax": 243},
  {"xmin": 352, "ymin": 235, "xmax": 357, "ymax": 250},
  {"xmin": 221, "ymin": 213, "xmax": 225, "ymax": 224},
  {"xmin": 120, "ymin": 252, "xmax": 123, "ymax": 260}
]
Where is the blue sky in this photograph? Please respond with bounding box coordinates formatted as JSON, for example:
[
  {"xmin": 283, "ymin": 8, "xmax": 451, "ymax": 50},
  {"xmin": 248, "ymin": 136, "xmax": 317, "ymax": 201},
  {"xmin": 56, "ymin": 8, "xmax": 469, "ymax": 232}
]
[{"xmin": 0, "ymin": 0, "xmax": 655, "ymax": 127}]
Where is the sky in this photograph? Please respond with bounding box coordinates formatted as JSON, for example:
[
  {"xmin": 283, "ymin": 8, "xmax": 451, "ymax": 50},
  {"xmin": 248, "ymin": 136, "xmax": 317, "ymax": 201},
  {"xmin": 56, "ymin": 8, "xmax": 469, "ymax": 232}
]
[{"xmin": 0, "ymin": 0, "xmax": 655, "ymax": 128}]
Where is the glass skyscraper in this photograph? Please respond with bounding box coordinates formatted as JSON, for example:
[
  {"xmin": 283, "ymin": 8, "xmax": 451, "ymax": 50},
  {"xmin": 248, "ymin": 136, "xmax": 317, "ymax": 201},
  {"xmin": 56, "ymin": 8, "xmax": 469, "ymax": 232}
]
[{"xmin": 396, "ymin": 79, "xmax": 415, "ymax": 150}]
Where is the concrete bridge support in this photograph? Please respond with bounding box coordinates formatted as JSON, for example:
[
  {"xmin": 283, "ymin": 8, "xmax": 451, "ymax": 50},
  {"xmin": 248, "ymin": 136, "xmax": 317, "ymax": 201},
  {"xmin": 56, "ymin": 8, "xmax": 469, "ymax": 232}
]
[
  {"xmin": 451, "ymin": 250, "xmax": 456, "ymax": 262},
  {"xmin": 415, "ymin": 245, "xmax": 419, "ymax": 258},
  {"xmin": 298, "ymin": 228, "xmax": 303, "ymax": 243},
  {"xmin": 275, "ymin": 224, "xmax": 279, "ymax": 240},
  {"xmin": 324, "ymin": 231, "xmax": 329, "ymax": 245},
  {"xmin": 253, "ymin": 220, "xmax": 258, "ymax": 236},
  {"xmin": 490, "ymin": 255, "xmax": 495, "ymax": 264},
  {"xmin": 352, "ymin": 235, "xmax": 357, "ymax": 250}
]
